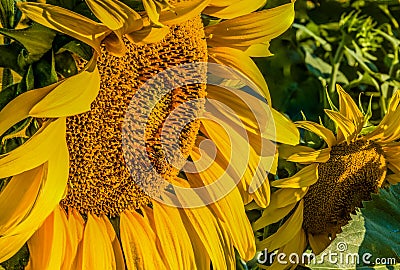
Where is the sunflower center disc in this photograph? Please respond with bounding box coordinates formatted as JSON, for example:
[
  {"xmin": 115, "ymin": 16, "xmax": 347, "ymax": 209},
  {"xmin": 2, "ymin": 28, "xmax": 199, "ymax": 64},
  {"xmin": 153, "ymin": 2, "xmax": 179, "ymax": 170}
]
[
  {"xmin": 62, "ymin": 17, "xmax": 207, "ymax": 217},
  {"xmin": 302, "ymin": 139, "xmax": 386, "ymax": 235}
]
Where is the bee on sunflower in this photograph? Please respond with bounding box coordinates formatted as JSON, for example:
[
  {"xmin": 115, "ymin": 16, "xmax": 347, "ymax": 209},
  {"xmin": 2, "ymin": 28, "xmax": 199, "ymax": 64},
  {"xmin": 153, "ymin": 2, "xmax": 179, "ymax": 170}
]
[
  {"xmin": 253, "ymin": 85, "xmax": 400, "ymax": 269},
  {"xmin": 0, "ymin": 0, "xmax": 299, "ymax": 269}
]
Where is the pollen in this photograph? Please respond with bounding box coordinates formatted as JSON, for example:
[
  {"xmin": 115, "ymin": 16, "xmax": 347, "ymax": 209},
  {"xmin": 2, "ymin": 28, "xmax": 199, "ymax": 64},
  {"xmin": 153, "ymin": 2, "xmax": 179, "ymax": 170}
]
[
  {"xmin": 61, "ymin": 16, "xmax": 207, "ymax": 217},
  {"xmin": 303, "ymin": 139, "xmax": 386, "ymax": 235}
]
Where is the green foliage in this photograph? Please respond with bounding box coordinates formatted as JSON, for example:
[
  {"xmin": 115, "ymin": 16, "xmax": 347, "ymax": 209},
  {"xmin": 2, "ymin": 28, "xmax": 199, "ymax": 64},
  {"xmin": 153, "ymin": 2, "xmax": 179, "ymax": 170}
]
[
  {"xmin": 262, "ymin": 0, "xmax": 400, "ymax": 124},
  {"xmin": 0, "ymin": 23, "xmax": 57, "ymax": 64},
  {"xmin": 0, "ymin": 0, "xmax": 19, "ymax": 29},
  {"xmin": 0, "ymin": 43, "xmax": 24, "ymax": 74}
]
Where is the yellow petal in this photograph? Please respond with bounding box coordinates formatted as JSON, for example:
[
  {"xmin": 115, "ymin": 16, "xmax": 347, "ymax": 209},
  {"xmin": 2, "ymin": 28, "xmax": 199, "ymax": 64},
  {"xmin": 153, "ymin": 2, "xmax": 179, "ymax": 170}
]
[
  {"xmin": 188, "ymin": 230, "xmax": 211, "ymax": 270},
  {"xmin": 62, "ymin": 209, "xmax": 85, "ymax": 270},
  {"xmin": 142, "ymin": 0, "xmax": 163, "ymax": 26},
  {"xmin": 269, "ymin": 151, "xmax": 279, "ymax": 175},
  {"xmin": 0, "ymin": 165, "xmax": 43, "ymax": 234},
  {"xmin": 324, "ymin": 109, "xmax": 357, "ymax": 143},
  {"xmin": 208, "ymin": 47, "xmax": 271, "ymax": 104},
  {"xmin": 120, "ymin": 210, "xmax": 165, "ymax": 270},
  {"xmin": 287, "ymin": 149, "xmax": 330, "ymax": 163},
  {"xmin": 364, "ymin": 91, "xmax": 400, "ymax": 142},
  {"xmin": 103, "ymin": 33, "xmax": 127, "ymax": 57},
  {"xmin": 199, "ymin": 113, "xmax": 275, "ymax": 204},
  {"xmin": 181, "ymin": 207, "xmax": 231, "ymax": 269},
  {"xmin": 159, "ymin": 0, "xmax": 210, "ymax": 25},
  {"xmin": 196, "ymin": 118, "xmax": 249, "ymax": 178},
  {"xmin": 253, "ymin": 187, "xmax": 307, "ymax": 230},
  {"xmin": 205, "ymin": 2, "xmax": 294, "ymax": 48},
  {"xmin": 0, "ymin": 165, "xmax": 45, "ymax": 263},
  {"xmin": 237, "ymin": 181, "xmax": 253, "ymax": 205},
  {"xmin": 382, "ymin": 142, "xmax": 400, "ymax": 157},
  {"xmin": 278, "ymin": 144, "xmax": 315, "ymax": 159},
  {"xmin": 187, "ymin": 143, "xmax": 241, "ymax": 209},
  {"xmin": 382, "ymin": 145, "xmax": 400, "ymax": 169},
  {"xmin": 295, "ymin": 121, "xmax": 336, "ymax": 148},
  {"xmin": 173, "ymin": 175, "xmax": 223, "ymax": 214},
  {"xmin": 266, "ymin": 229, "xmax": 307, "ymax": 270},
  {"xmin": 0, "ymin": 232, "xmax": 32, "ymax": 263},
  {"xmin": 101, "ymin": 216, "xmax": 125, "ymax": 270},
  {"xmin": 203, "ymin": 0, "xmax": 266, "ymax": 19},
  {"xmin": 257, "ymin": 201, "xmax": 304, "ymax": 251},
  {"xmin": 253, "ymin": 202, "xmax": 296, "ymax": 231},
  {"xmin": 9, "ymin": 140, "xmax": 68, "ymax": 237},
  {"xmin": 270, "ymin": 187, "xmax": 308, "ymax": 209},
  {"xmin": 0, "ymin": 139, "xmax": 69, "ymax": 262},
  {"xmin": 271, "ymin": 164, "xmax": 318, "ymax": 188},
  {"xmin": 244, "ymin": 42, "xmax": 272, "ymax": 57},
  {"xmin": 186, "ymin": 157, "xmax": 256, "ymax": 263},
  {"xmin": 198, "ymin": 117, "xmax": 273, "ymax": 208},
  {"xmin": 251, "ymin": 166, "xmax": 271, "ymax": 208},
  {"xmin": 153, "ymin": 203, "xmax": 196, "ymax": 269},
  {"xmin": 272, "ymin": 109, "xmax": 300, "ymax": 145},
  {"xmin": 387, "ymin": 156, "xmax": 400, "ymax": 173},
  {"xmin": 387, "ymin": 174, "xmax": 400, "ymax": 184},
  {"xmin": 337, "ymin": 85, "xmax": 364, "ymax": 133},
  {"xmin": 216, "ymin": 188, "xmax": 256, "ymax": 261},
  {"xmin": 0, "ymin": 87, "xmax": 55, "ymax": 137},
  {"xmin": 388, "ymin": 163, "xmax": 400, "ymax": 176},
  {"xmin": 26, "ymin": 206, "xmax": 67, "ymax": 270},
  {"xmin": 0, "ymin": 119, "xmax": 65, "ymax": 178},
  {"xmin": 0, "ymin": 55, "xmax": 98, "ymax": 136},
  {"xmin": 29, "ymin": 56, "xmax": 99, "ymax": 117},
  {"xmin": 208, "ymin": 90, "xmax": 297, "ymax": 149},
  {"xmin": 85, "ymin": 0, "xmax": 143, "ymax": 33},
  {"xmin": 126, "ymin": 25, "xmax": 169, "ymax": 45},
  {"xmin": 209, "ymin": 0, "xmax": 233, "ymax": 6},
  {"xmin": 80, "ymin": 214, "xmax": 116, "ymax": 270},
  {"xmin": 17, "ymin": 2, "xmax": 109, "ymax": 53}
]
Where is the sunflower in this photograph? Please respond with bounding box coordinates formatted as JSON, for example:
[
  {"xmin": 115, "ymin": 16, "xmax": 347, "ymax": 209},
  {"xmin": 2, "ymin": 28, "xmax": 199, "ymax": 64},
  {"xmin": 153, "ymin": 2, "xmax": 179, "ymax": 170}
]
[
  {"xmin": 0, "ymin": 0, "xmax": 299, "ymax": 269},
  {"xmin": 253, "ymin": 85, "xmax": 400, "ymax": 269}
]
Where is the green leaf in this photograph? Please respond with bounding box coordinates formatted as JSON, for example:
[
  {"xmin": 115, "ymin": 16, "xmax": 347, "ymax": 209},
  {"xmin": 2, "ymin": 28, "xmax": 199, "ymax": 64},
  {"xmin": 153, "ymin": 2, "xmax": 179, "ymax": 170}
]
[
  {"xmin": 293, "ymin": 23, "xmax": 332, "ymax": 52},
  {"xmin": 0, "ymin": 83, "xmax": 18, "ymax": 111},
  {"xmin": 33, "ymin": 51, "xmax": 58, "ymax": 88},
  {"xmin": 1, "ymin": 68, "xmax": 13, "ymax": 89},
  {"xmin": 55, "ymin": 51, "xmax": 78, "ymax": 78},
  {"xmin": 0, "ymin": 43, "xmax": 24, "ymax": 74},
  {"xmin": 0, "ymin": 0, "xmax": 15, "ymax": 28},
  {"xmin": 308, "ymin": 184, "xmax": 400, "ymax": 269},
  {"xmin": 0, "ymin": 23, "xmax": 56, "ymax": 63},
  {"xmin": 25, "ymin": 65, "xmax": 35, "ymax": 91},
  {"xmin": 344, "ymin": 46, "xmax": 379, "ymax": 76},
  {"xmin": 305, "ymin": 52, "xmax": 348, "ymax": 84},
  {"xmin": 61, "ymin": 40, "xmax": 93, "ymax": 61}
]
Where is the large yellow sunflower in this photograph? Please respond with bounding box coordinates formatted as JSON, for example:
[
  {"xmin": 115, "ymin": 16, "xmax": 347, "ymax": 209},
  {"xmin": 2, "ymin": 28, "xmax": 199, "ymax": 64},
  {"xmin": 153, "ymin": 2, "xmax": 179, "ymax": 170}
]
[
  {"xmin": 0, "ymin": 0, "xmax": 298, "ymax": 269},
  {"xmin": 253, "ymin": 85, "xmax": 400, "ymax": 269}
]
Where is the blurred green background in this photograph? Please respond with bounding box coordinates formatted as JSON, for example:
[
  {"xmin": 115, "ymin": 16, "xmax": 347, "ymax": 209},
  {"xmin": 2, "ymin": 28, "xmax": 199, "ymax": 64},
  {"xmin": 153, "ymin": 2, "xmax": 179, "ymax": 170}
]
[{"xmin": 262, "ymin": 0, "xmax": 400, "ymax": 125}]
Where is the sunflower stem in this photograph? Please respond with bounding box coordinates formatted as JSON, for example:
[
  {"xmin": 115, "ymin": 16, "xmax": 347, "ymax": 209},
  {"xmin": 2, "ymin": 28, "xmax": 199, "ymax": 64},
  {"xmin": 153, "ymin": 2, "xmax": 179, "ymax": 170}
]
[{"xmin": 328, "ymin": 35, "xmax": 347, "ymax": 95}]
